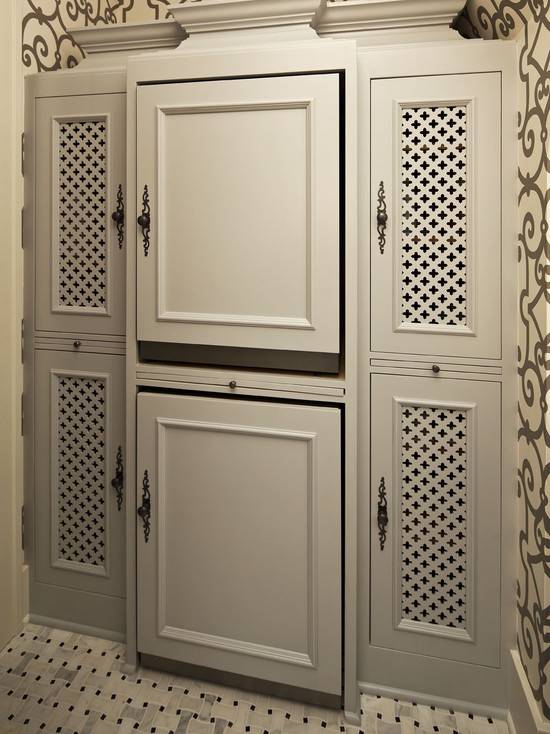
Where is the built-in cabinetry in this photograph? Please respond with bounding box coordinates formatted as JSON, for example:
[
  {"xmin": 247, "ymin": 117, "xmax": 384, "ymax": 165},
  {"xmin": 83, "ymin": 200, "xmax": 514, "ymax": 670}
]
[
  {"xmin": 358, "ymin": 42, "xmax": 516, "ymax": 708},
  {"xmin": 24, "ymin": 0, "xmax": 516, "ymax": 721}
]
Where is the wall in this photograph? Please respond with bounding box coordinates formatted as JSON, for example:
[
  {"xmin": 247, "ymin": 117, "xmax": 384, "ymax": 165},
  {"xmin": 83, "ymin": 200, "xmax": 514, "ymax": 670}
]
[
  {"xmin": 22, "ymin": 0, "xmax": 174, "ymax": 72},
  {"xmin": 459, "ymin": 0, "xmax": 550, "ymax": 721},
  {"xmin": 0, "ymin": 0, "xmax": 25, "ymax": 649}
]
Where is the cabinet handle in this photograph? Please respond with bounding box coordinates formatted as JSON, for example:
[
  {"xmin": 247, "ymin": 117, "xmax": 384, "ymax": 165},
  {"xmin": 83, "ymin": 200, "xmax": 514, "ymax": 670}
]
[
  {"xmin": 377, "ymin": 181, "xmax": 388, "ymax": 254},
  {"xmin": 138, "ymin": 185, "xmax": 151, "ymax": 257},
  {"xmin": 110, "ymin": 446, "xmax": 124, "ymax": 512},
  {"xmin": 111, "ymin": 184, "xmax": 125, "ymax": 248},
  {"xmin": 377, "ymin": 477, "xmax": 388, "ymax": 551},
  {"xmin": 73, "ymin": 340, "xmax": 81, "ymax": 349},
  {"xmin": 432, "ymin": 364, "xmax": 441, "ymax": 374},
  {"xmin": 137, "ymin": 470, "xmax": 151, "ymax": 543}
]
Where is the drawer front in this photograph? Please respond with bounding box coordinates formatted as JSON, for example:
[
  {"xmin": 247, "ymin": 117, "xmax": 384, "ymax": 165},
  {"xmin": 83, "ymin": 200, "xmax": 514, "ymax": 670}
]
[
  {"xmin": 370, "ymin": 73, "xmax": 502, "ymax": 359},
  {"xmin": 34, "ymin": 349, "xmax": 126, "ymax": 600},
  {"xmin": 136, "ymin": 73, "xmax": 340, "ymax": 355},
  {"xmin": 35, "ymin": 94, "xmax": 126, "ymax": 336},
  {"xmin": 370, "ymin": 373, "xmax": 501, "ymax": 666},
  {"xmin": 137, "ymin": 393, "xmax": 341, "ymax": 695}
]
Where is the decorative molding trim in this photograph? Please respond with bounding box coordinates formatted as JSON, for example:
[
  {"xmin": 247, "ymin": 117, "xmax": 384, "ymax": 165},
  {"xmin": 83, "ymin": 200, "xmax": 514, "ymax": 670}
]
[
  {"xmin": 509, "ymin": 649, "xmax": 550, "ymax": 734},
  {"xmin": 358, "ymin": 681, "xmax": 508, "ymax": 722},
  {"xmin": 70, "ymin": 21, "xmax": 184, "ymax": 56},
  {"xmin": 317, "ymin": 0, "xmax": 465, "ymax": 34},
  {"xmin": 168, "ymin": 0, "xmax": 324, "ymax": 34},
  {"xmin": 28, "ymin": 614, "xmax": 125, "ymax": 643}
]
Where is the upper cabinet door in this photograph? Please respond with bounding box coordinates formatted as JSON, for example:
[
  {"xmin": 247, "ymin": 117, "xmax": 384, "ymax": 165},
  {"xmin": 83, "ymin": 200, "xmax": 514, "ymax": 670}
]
[
  {"xmin": 136, "ymin": 74, "xmax": 340, "ymax": 354},
  {"xmin": 371, "ymin": 73, "xmax": 501, "ymax": 359},
  {"xmin": 35, "ymin": 94, "xmax": 126, "ymax": 336}
]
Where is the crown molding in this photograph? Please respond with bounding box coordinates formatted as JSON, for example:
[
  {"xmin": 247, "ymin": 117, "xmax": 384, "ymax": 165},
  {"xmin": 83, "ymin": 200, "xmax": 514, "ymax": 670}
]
[
  {"xmin": 317, "ymin": 0, "xmax": 465, "ymax": 35},
  {"xmin": 168, "ymin": 0, "xmax": 325, "ymax": 35},
  {"xmin": 70, "ymin": 21, "xmax": 185, "ymax": 57}
]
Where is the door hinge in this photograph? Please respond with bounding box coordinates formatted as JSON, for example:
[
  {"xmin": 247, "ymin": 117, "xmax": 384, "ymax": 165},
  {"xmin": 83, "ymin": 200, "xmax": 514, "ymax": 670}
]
[
  {"xmin": 21, "ymin": 506, "xmax": 25, "ymax": 551},
  {"xmin": 21, "ymin": 393, "xmax": 24, "ymax": 435},
  {"xmin": 21, "ymin": 208, "xmax": 24, "ymax": 249},
  {"xmin": 21, "ymin": 132, "xmax": 25, "ymax": 177},
  {"xmin": 21, "ymin": 319, "xmax": 24, "ymax": 363}
]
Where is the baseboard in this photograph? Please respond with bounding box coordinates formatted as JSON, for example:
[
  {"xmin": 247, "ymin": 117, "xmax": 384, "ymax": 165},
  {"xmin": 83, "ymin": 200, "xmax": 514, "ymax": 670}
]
[
  {"xmin": 359, "ymin": 681, "xmax": 508, "ymax": 722},
  {"xmin": 509, "ymin": 649, "xmax": 550, "ymax": 734},
  {"xmin": 28, "ymin": 614, "xmax": 125, "ymax": 644}
]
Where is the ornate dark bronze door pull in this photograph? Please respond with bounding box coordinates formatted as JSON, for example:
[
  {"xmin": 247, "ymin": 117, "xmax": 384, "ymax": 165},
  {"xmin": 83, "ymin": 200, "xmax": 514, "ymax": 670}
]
[
  {"xmin": 138, "ymin": 185, "xmax": 151, "ymax": 257},
  {"xmin": 110, "ymin": 446, "xmax": 124, "ymax": 511},
  {"xmin": 137, "ymin": 470, "xmax": 151, "ymax": 543},
  {"xmin": 377, "ymin": 477, "xmax": 388, "ymax": 551},
  {"xmin": 111, "ymin": 184, "xmax": 125, "ymax": 248},
  {"xmin": 377, "ymin": 181, "xmax": 388, "ymax": 254}
]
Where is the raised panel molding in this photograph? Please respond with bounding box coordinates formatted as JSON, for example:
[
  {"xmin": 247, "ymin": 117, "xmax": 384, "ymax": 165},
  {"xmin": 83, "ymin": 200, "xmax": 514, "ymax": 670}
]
[{"xmin": 155, "ymin": 418, "xmax": 318, "ymax": 669}]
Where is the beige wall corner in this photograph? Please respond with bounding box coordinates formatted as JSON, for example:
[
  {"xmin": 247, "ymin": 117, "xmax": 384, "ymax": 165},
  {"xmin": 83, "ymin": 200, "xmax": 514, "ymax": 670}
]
[
  {"xmin": 0, "ymin": 0, "xmax": 25, "ymax": 650},
  {"xmin": 509, "ymin": 650, "xmax": 550, "ymax": 734}
]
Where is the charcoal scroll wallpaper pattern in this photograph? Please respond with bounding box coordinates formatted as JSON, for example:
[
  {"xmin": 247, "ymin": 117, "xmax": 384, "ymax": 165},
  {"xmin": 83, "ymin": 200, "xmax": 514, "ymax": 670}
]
[
  {"xmin": 460, "ymin": 0, "xmax": 550, "ymax": 719},
  {"xmin": 22, "ymin": 0, "xmax": 175, "ymax": 72}
]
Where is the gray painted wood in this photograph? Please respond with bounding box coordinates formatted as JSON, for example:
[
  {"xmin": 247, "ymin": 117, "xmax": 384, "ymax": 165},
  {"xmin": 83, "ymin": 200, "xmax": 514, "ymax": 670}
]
[{"xmin": 136, "ymin": 392, "xmax": 342, "ymax": 695}]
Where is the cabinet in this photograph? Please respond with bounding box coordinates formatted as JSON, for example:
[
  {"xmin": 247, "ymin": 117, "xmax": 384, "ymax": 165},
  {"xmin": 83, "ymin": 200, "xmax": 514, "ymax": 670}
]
[
  {"xmin": 35, "ymin": 93, "xmax": 126, "ymax": 336},
  {"xmin": 370, "ymin": 73, "xmax": 501, "ymax": 359},
  {"xmin": 370, "ymin": 373, "xmax": 501, "ymax": 666},
  {"xmin": 136, "ymin": 392, "xmax": 341, "ymax": 695},
  {"xmin": 32, "ymin": 349, "xmax": 126, "ymax": 629},
  {"xmin": 136, "ymin": 74, "xmax": 340, "ymax": 355},
  {"xmin": 27, "ymin": 82, "xmax": 128, "ymax": 635}
]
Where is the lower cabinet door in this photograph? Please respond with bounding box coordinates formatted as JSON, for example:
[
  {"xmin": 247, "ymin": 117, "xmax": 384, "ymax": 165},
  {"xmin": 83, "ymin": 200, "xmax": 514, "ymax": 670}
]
[
  {"xmin": 137, "ymin": 393, "xmax": 341, "ymax": 695},
  {"xmin": 370, "ymin": 374, "xmax": 501, "ymax": 667},
  {"xmin": 33, "ymin": 350, "xmax": 126, "ymax": 631}
]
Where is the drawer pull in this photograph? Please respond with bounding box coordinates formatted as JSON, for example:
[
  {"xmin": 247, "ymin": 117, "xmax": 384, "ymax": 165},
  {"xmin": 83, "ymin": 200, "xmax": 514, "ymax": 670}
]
[
  {"xmin": 377, "ymin": 477, "xmax": 388, "ymax": 551},
  {"xmin": 111, "ymin": 184, "xmax": 125, "ymax": 248},
  {"xmin": 138, "ymin": 185, "xmax": 151, "ymax": 257},
  {"xmin": 377, "ymin": 181, "xmax": 388, "ymax": 254},
  {"xmin": 432, "ymin": 364, "xmax": 441, "ymax": 374},
  {"xmin": 73, "ymin": 340, "xmax": 81, "ymax": 349},
  {"xmin": 229, "ymin": 380, "xmax": 237, "ymax": 390},
  {"xmin": 110, "ymin": 446, "xmax": 124, "ymax": 512},
  {"xmin": 137, "ymin": 470, "xmax": 151, "ymax": 543}
]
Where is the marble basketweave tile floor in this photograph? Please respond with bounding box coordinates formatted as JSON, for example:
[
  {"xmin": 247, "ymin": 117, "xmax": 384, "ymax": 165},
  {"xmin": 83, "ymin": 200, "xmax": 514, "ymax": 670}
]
[{"xmin": 0, "ymin": 625, "xmax": 509, "ymax": 734}]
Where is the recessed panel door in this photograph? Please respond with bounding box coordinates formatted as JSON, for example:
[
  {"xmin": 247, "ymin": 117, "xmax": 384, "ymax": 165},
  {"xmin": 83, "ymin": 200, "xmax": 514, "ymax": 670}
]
[
  {"xmin": 34, "ymin": 349, "xmax": 126, "ymax": 602},
  {"xmin": 35, "ymin": 94, "xmax": 126, "ymax": 335},
  {"xmin": 137, "ymin": 393, "xmax": 341, "ymax": 695},
  {"xmin": 136, "ymin": 74, "xmax": 340, "ymax": 354},
  {"xmin": 371, "ymin": 73, "xmax": 501, "ymax": 358},
  {"xmin": 370, "ymin": 373, "xmax": 501, "ymax": 666}
]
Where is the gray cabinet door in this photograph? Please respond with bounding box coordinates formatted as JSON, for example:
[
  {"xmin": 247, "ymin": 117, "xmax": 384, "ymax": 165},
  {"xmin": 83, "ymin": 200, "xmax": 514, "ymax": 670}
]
[
  {"xmin": 34, "ymin": 349, "xmax": 125, "ymax": 604},
  {"xmin": 370, "ymin": 73, "xmax": 502, "ymax": 359},
  {"xmin": 137, "ymin": 393, "xmax": 341, "ymax": 695},
  {"xmin": 370, "ymin": 373, "xmax": 501, "ymax": 666},
  {"xmin": 136, "ymin": 74, "xmax": 340, "ymax": 354},
  {"xmin": 35, "ymin": 94, "xmax": 126, "ymax": 336}
]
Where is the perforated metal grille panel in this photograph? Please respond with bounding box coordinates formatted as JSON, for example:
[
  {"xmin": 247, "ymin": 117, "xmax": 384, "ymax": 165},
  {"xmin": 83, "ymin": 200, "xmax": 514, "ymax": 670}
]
[
  {"xmin": 400, "ymin": 404, "xmax": 468, "ymax": 629},
  {"xmin": 56, "ymin": 374, "xmax": 106, "ymax": 568},
  {"xmin": 400, "ymin": 105, "xmax": 468, "ymax": 327},
  {"xmin": 57, "ymin": 120, "xmax": 108, "ymax": 311}
]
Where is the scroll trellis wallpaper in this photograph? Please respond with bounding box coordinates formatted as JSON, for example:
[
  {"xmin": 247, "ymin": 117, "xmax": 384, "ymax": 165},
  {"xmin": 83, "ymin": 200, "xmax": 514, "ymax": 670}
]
[
  {"xmin": 458, "ymin": 0, "xmax": 550, "ymax": 720},
  {"xmin": 22, "ymin": 0, "xmax": 174, "ymax": 72},
  {"xmin": 21, "ymin": 0, "xmax": 550, "ymax": 722}
]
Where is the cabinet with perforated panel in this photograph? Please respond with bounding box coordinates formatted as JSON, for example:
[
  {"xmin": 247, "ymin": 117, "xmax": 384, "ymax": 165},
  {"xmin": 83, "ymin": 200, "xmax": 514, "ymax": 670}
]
[
  {"xmin": 34, "ymin": 93, "xmax": 126, "ymax": 336},
  {"xmin": 370, "ymin": 73, "xmax": 502, "ymax": 360},
  {"xmin": 369, "ymin": 373, "xmax": 501, "ymax": 666},
  {"xmin": 25, "ymin": 61, "xmax": 131, "ymax": 637}
]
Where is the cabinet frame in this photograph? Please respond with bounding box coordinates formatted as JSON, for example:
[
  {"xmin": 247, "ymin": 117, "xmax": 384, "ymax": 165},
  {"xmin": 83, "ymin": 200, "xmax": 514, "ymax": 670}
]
[
  {"xmin": 24, "ymin": 68, "xmax": 129, "ymax": 641},
  {"xmin": 125, "ymin": 40, "xmax": 358, "ymax": 715},
  {"xmin": 358, "ymin": 40, "xmax": 517, "ymax": 708}
]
